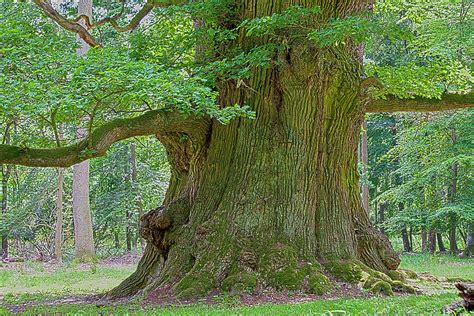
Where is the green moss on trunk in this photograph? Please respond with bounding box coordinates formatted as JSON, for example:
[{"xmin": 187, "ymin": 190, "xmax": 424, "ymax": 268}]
[{"xmin": 108, "ymin": 0, "xmax": 401, "ymax": 299}]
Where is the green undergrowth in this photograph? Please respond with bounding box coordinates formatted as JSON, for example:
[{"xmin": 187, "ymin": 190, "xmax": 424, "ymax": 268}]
[{"xmin": 7, "ymin": 293, "xmax": 457, "ymax": 315}]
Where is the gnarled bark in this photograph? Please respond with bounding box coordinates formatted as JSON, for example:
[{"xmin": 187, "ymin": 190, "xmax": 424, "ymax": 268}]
[{"xmin": 108, "ymin": 1, "xmax": 401, "ymax": 298}]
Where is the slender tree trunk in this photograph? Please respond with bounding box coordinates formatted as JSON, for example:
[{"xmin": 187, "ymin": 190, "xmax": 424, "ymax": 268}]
[
  {"xmin": 54, "ymin": 126, "xmax": 64, "ymax": 262},
  {"xmin": 437, "ymin": 233, "xmax": 446, "ymax": 253},
  {"xmin": 76, "ymin": 0, "xmax": 92, "ymax": 56},
  {"xmin": 54, "ymin": 168, "xmax": 64, "ymax": 262},
  {"xmin": 114, "ymin": 231, "xmax": 120, "ymax": 250},
  {"xmin": 72, "ymin": 0, "xmax": 95, "ymax": 262},
  {"xmin": 461, "ymin": 223, "xmax": 474, "ymax": 258},
  {"xmin": 409, "ymin": 227, "xmax": 413, "ymax": 251},
  {"xmin": 130, "ymin": 143, "xmax": 144, "ymax": 250},
  {"xmin": 421, "ymin": 231, "xmax": 428, "ymax": 252},
  {"xmin": 449, "ymin": 160, "xmax": 459, "ymax": 254},
  {"xmin": 109, "ymin": 0, "xmax": 400, "ymax": 298},
  {"xmin": 73, "ymin": 135, "xmax": 95, "ymax": 260},
  {"xmin": 1, "ymin": 127, "xmax": 11, "ymax": 260},
  {"xmin": 124, "ymin": 145, "xmax": 132, "ymax": 252},
  {"xmin": 1, "ymin": 166, "xmax": 9, "ymax": 259},
  {"xmin": 459, "ymin": 228, "xmax": 466, "ymax": 244},
  {"xmin": 428, "ymin": 230, "xmax": 436, "ymax": 254},
  {"xmin": 448, "ymin": 130, "xmax": 459, "ymax": 254},
  {"xmin": 449, "ymin": 216, "xmax": 458, "ymax": 254},
  {"xmin": 374, "ymin": 200, "xmax": 378, "ymax": 225},
  {"xmin": 360, "ymin": 120, "xmax": 369, "ymax": 213},
  {"xmin": 126, "ymin": 213, "xmax": 132, "ymax": 251},
  {"xmin": 401, "ymin": 226, "xmax": 411, "ymax": 253},
  {"xmin": 399, "ymin": 203, "xmax": 411, "ymax": 252},
  {"xmin": 378, "ymin": 203, "xmax": 386, "ymax": 234}
]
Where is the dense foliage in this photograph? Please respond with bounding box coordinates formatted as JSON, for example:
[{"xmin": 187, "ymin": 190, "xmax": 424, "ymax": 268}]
[{"xmin": 367, "ymin": 110, "xmax": 473, "ymax": 252}]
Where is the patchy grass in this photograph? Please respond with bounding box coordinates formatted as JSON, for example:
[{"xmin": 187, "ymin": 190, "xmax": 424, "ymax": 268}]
[
  {"xmin": 14, "ymin": 293, "xmax": 458, "ymax": 315},
  {"xmin": 400, "ymin": 253, "xmax": 474, "ymax": 280},
  {"xmin": 0, "ymin": 261, "xmax": 136, "ymax": 298},
  {"xmin": 0, "ymin": 253, "xmax": 471, "ymax": 314}
]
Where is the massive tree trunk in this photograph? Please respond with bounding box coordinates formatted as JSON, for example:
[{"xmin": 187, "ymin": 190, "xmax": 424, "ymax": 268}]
[{"xmin": 108, "ymin": 0, "xmax": 400, "ymax": 298}]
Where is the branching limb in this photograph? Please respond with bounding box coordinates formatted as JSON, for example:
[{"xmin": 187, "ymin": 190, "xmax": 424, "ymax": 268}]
[
  {"xmin": 366, "ymin": 92, "xmax": 474, "ymax": 113},
  {"xmin": 91, "ymin": 0, "xmax": 187, "ymax": 32},
  {"xmin": 93, "ymin": 1, "xmax": 155, "ymax": 32},
  {"xmin": 0, "ymin": 110, "xmax": 210, "ymax": 168},
  {"xmin": 32, "ymin": 0, "xmax": 100, "ymax": 47},
  {"xmin": 33, "ymin": 0, "xmax": 186, "ymax": 47}
]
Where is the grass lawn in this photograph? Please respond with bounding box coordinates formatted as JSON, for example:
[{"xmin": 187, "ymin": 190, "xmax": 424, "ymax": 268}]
[
  {"xmin": 0, "ymin": 261, "xmax": 136, "ymax": 297},
  {"xmin": 0, "ymin": 254, "xmax": 472, "ymax": 315},
  {"xmin": 1, "ymin": 293, "xmax": 459, "ymax": 315},
  {"xmin": 399, "ymin": 253, "xmax": 474, "ymax": 280}
]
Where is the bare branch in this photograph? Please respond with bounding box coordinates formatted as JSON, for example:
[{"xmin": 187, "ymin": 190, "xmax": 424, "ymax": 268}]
[
  {"xmin": 0, "ymin": 110, "xmax": 210, "ymax": 168},
  {"xmin": 91, "ymin": 0, "xmax": 187, "ymax": 32},
  {"xmin": 34, "ymin": 0, "xmax": 186, "ymax": 46},
  {"xmin": 33, "ymin": 0, "xmax": 101, "ymax": 47},
  {"xmin": 93, "ymin": 1, "xmax": 155, "ymax": 32},
  {"xmin": 366, "ymin": 92, "xmax": 474, "ymax": 113}
]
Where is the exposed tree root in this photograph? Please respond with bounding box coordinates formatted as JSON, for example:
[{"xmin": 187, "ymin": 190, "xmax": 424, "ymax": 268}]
[
  {"xmin": 108, "ymin": 231, "xmax": 419, "ymax": 301},
  {"xmin": 323, "ymin": 259, "xmax": 417, "ymax": 296}
]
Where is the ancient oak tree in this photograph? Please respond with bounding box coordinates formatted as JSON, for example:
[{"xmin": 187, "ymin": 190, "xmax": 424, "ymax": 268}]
[{"xmin": 1, "ymin": 0, "xmax": 472, "ymax": 298}]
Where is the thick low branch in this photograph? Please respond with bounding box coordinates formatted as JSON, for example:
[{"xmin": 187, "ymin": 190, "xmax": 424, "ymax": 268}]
[
  {"xmin": 366, "ymin": 93, "xmax": 474, "ymax": 113},
  {"xmin": 0, "ymin": 110, "xmax": 210, "ymax": 168}
]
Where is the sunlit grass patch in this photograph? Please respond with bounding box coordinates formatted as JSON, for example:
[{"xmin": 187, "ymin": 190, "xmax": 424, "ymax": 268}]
[
  {"xmin": 0, "ymin": 263, "xmax": 136, "ymax": 296},
  {"xmin": 17, "ymin": 293, "xmax": 458, "ymax": 315},
  {"xmin": 400, "ymin": 253, "xmax": 474, "ymax": 280},
  {"xmin": 0, "ymin": 253, "xmax": 470, "ymax": 314}
]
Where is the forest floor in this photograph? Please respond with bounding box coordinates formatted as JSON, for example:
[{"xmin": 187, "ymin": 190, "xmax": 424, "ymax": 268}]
[{"xmin": 0, "ymin": 253, "xmax": 472, "ymax": 315}]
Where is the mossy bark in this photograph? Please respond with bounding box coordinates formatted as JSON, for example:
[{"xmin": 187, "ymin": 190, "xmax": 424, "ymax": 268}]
[{"xmin": 108, "ymin": 0, "xmax": 400, "ymax": 299}]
